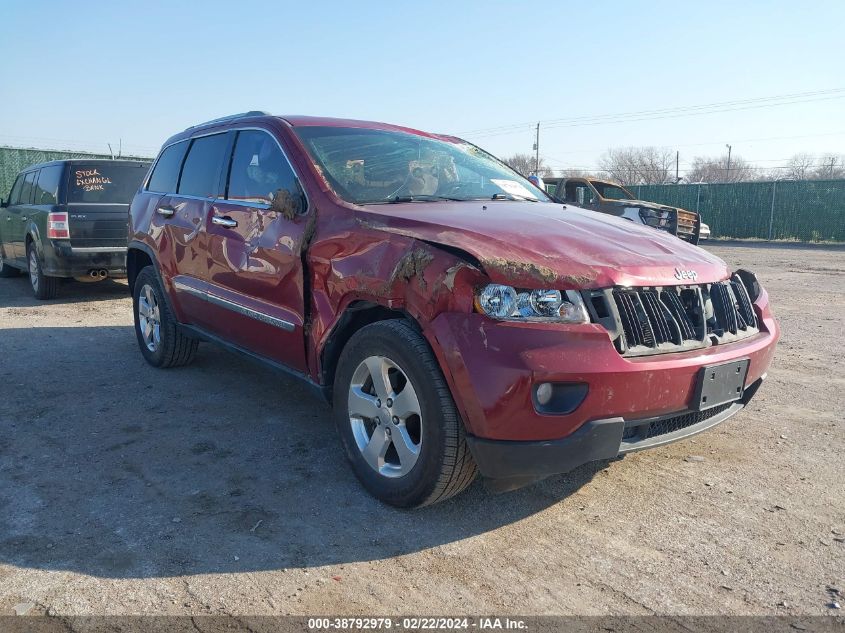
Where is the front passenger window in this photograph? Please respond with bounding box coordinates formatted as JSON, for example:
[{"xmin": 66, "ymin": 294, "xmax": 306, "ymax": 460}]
[{"xmin": 226, "ymin": 130, "xmax": 304, "ymax": 211}]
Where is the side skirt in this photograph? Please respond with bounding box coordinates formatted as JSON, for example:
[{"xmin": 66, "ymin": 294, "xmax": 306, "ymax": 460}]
[{"xmin": 178, "ymin": 323, "xmax": 330, "ymax": 403}]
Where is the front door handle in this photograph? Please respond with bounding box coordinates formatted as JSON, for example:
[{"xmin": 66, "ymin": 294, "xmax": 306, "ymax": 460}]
[
  {"xmin": 156, "ymin": 206, "xmax": 175, "ymax": 218},
  {"xmin": 212, "ymin": 215, "xmax": 238, "ymax": 228}
]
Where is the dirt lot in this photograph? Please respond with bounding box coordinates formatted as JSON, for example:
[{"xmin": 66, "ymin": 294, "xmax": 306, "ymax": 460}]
[{"xmin": 0, "ymin": 243, "xmax": 842, "ymax": 617}]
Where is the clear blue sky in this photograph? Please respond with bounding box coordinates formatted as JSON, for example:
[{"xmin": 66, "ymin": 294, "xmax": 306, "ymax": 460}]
[{"xmin": 1, "ymin": 0, "xmax": 842, "ymax": 175}]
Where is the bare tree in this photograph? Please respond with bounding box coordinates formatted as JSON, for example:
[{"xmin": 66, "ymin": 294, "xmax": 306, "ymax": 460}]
[
  {"xmin": 785, "ymin": 153, "xmax": 817, "ymax": 180},
  {"xmin": 814, "ymin": 154, "xmax": 845, "ymax": 180},
  {"xmin": 597, "ymin": 147, "xmax": 674, "ymax": 185},
  {"xmin": 686, "ymin": 154, "xmax": 754, "ymax": 183},
  {"xmin": 557, "ymin": 168, "xmax": 603, "ymax": 179},
  {"xmin": 503, "ymin": 153, "xmax": 555, "ymax": 178}
]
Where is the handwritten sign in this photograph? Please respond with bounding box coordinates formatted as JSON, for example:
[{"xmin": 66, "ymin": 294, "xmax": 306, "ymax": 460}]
[{"xmin": 75, "ymin": 168, "xmax": 112, "ymax": 192}]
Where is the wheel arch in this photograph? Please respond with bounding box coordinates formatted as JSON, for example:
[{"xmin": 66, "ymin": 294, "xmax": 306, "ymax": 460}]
[
  {"xmin": 126, "ymin": 243, "xmax": 155, "ymax": 295},
  {"xmin": 318, "ymin": 300, "xmax": 422, "ymax": 391}
]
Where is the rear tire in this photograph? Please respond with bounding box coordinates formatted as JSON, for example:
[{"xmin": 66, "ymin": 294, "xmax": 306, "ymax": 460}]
[
  {"xmin": 0, "ymin": 250, "xmax": 19, "ymax": 277},
  {"xmin": 27, "ymin": 244, "xmax": 58, "ymax": 299},
  {"xmin": 333, "ymin": 319, "xmax": 478, "ymax": 507},
  {"xmin": 133, "ymin": 266, "xmax": 198, "ymax": 368}
]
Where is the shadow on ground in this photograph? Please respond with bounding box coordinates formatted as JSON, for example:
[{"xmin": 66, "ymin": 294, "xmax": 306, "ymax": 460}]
[
  {"xmin": 0, "ymin": 274, "xmax": 129, "ymax": 307},
  {"xmin": 0, "ymin": 326, "xmax": 606, "ymax": 579}
]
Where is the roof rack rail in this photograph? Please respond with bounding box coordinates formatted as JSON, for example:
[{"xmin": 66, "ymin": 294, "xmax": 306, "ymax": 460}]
[{"xmin": 185, "ymin": 111, "xmax": 272, "ymax": 131}]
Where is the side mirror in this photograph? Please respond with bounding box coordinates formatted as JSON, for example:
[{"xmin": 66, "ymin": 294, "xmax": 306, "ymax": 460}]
[{"xmin": 270, "ymin": 187, "xmax": 306, "ymax": 220}]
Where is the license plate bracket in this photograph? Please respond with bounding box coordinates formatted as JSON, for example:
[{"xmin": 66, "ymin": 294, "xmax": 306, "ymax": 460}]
[{"xmin": 693, "ymin": 359, "xmax": 750, "ymax": 411}]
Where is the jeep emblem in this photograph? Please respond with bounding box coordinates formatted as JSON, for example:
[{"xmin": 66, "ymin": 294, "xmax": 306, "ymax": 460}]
[{"xmin": 674, "ymin": 268, "xmax": 698, "ymax": 281}]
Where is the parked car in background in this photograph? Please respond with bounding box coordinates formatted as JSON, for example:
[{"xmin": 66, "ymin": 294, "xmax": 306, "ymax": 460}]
[
  {"xmin": 700, "ymin": 222, "xmax": 711, "ymax": 240},
  {"xmin": 128, "ymin": 112, "xmax": 778, "ymax": 507},
  {"xmin": 0, "ymin": 159, "xmax": 150, "ymax": 298},
  {"xmin": 544, "ymin": 177, "xmax": 702, "ymax": 244}
]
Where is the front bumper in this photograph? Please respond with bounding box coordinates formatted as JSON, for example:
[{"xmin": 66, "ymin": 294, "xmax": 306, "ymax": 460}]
[
  {"xmin": 42, "ymin": 242, "xmax": 127, "ymax": 277},
  {"xmin": 467, "ymin": 379, "xmax": 762, "ymax": 484},
  {"xmin": 426, "ymin": 293, "xmax": 779, "ymax": 481}
]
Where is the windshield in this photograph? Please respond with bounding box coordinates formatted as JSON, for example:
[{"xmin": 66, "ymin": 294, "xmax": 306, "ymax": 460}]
[
  {"xmin": 294, "ymin": 126, "xmax": 551, "ymax": 204},
  {"xmin": 591, "ymin": 181, "xmax": 633, "ymax": 200},
  {"xmin": 67, "ymin": 163, "xmax": 149, "ymax": 204}
]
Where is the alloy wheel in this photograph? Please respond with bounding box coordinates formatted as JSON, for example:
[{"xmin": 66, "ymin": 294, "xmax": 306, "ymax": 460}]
[
  {"xmin": 137, "ymin": 283, "xmax": 162, "ymax": 352},
  {"xmin": 28, "ymin": 249, "xmax": 39, "ymax": 292},
  {"xmin": 348, "ymin": 355, "xmax": 422, "ymax": 477}
]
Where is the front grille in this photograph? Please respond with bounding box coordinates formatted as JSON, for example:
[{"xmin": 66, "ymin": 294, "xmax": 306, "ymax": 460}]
[
  {"xmin": 622, "ymin": 402, "xmax": 734, "ymax": 442},
  {"xmin": 585, "ymin": 275, "xmax": 759, "ymax": 356},
  {"xmin": 676, "ymin": 209, "xmax": 699, "ymax": 243}
]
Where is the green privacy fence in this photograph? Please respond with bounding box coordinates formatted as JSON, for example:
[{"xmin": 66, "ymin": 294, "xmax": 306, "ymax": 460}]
[
  {"xmin": 1, "ymin": 146, "xmax": 153, "ymax": 200},
  {"xmin": 630, "ymin": 180, "xmax": 845, "ymax": 242}
]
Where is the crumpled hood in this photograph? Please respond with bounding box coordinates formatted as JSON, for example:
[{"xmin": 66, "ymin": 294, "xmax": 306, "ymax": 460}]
[{"xmin": 358, "ymin": 200, "xmax": 728, "ymax": 288}]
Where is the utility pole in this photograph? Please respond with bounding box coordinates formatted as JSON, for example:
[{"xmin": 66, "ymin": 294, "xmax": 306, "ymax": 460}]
[
  {"xmin": 725, "ymin": 144, "xmax": 732, "ymax": 181},
  {"xmin": 533, "ymin": 122, "xmax": 540, "ymax": 175},
  {"xmin": 675, "ymin": 150, "xmax": 680, "ymax": 183}
]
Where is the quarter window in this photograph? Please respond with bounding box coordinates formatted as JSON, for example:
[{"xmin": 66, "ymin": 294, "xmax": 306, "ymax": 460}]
[
  {"xmin": 148, "ymin": 141, "xmax": 188, "ymax": 193},
  {"xmin": 226, "ymin": 130, "xmax": 303, "ymax": 210},
  {"xmin": 178, "ymin": 134, "xmax": 229, "ymax": 198},
  {"xmin": 34, "ymin": 165, "xmax": 63, "ymax": 205}
]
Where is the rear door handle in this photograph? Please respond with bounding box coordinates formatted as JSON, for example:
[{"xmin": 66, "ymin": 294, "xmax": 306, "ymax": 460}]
[
  {"xmin": 212, "ymin": 215, "xmax": 238, "ymax": 228},
  {"xmin": 156, "ymin": 206, "xmax": 175, "ymax": 218}
]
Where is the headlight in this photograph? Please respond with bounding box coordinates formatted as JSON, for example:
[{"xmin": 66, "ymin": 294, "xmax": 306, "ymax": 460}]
[{"xmin": 475, "ymin": 284, "xmax": 590, "ymax": 323}]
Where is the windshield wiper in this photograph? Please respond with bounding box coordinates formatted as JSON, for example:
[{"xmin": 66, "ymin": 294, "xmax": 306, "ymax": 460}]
[
  {"xmin": 490, "ymin": 192, "xmax": 538, "ymax": 202},
  {"xmin": 387, "ymin": 194, "xmax": 464, "ymax": 203}
]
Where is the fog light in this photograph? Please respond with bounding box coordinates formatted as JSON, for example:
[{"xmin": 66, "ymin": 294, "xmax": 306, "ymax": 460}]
[
  {"xmin": 532, "ymin": 382, "xmax": 589, "ymax": 415},
  {"xmin": 536, "ymin": 382, "xmax": 553, "ymax": 406}
]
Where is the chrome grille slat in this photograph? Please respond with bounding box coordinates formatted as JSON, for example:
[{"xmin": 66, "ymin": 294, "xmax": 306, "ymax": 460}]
[
  {"xmin": 608, "ymin": 280, "xmax": 759, "ymax": 356},
  {"xmin": 730, "ymin": 279, "xmax": 757, "ymax": 329},
  {"xmin": 641, "ymin": 290, "xmax": 673, "ymax": 344},
  {"xmin": 661, "ymin": 290, "xmax": 696, "ymax": 340}
]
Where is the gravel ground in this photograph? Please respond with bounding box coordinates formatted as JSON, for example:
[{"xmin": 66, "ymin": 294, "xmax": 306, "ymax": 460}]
[{"xmin": 0, "ymin": 243, "xmax": 842, "ymax": 617}]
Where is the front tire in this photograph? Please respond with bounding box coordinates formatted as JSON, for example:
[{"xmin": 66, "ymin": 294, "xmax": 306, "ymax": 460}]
[
  {"xmin": 133, "ymin": 266, "xmax": 198, "ymax": 368},
  {"xmin": 333, "ymin": 319, "xmax": 478, "ymax": 507},
  {"xmin": 27, "ymin": 244, "xmax": 58, "ymax": 299}
]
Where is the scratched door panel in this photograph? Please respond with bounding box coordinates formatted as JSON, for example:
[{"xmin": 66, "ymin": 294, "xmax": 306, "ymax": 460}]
[
  {"xmin": 205, "ymin": 200, "xmax": 307, "ymax": 371},
  {"xmin": 150, "ymin": 194, "xmax": 210, "ymax": 324}
]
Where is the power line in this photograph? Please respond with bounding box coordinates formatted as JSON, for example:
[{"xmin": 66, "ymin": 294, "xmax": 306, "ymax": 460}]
[
  {"xmin": 462, "ymin": 88, "xmax": 845, "ymax": 135},
  {"xmin": 461, "ymin": 88, "xmax": 845, "ymax": 139}
]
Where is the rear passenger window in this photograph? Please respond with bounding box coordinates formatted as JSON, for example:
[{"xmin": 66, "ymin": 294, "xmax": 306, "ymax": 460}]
[
  {"xmin": 7, "ymin": 175, "xmax": 24, "ymax": 205},
  {"xmin": 226, "ymin": 130, "xmax": 304, "ymax": 210},
  {"xmin": 21, "ymin": 171, "xmax": 38, "ymax": 204},
  {"xmin": 148, "ymin": 141, "xmax": 188, "ymax": 193},
  {"xmin": 34, "ymin": 165, "xmax": 63, "ymax": 205},
  {"xmin": 178, "ymin": 134, "xmax": 229, "ymax": 198}
]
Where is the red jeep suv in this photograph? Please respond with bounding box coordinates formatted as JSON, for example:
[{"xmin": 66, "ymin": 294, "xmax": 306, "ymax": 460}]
[{"xmin": 127, "ymin": 112, "xmax": 779, "ymax": 507}]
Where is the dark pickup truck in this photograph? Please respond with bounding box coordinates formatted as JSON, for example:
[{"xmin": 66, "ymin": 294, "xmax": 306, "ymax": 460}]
[{"xmin": 0, "ymin": 159, "xmax": 150, "ymax": 298}]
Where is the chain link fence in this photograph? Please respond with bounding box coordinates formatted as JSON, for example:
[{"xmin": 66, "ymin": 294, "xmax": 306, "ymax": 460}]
[
  {"xmin": 631, "ymin": 180, "xmax": 845, "ymax": 242},
  {"xmin": 1, "ymin": 146, "xmax": 153, "ymax": 200}
]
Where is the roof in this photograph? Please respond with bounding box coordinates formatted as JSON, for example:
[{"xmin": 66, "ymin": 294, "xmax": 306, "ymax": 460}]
[
  {"xmin": 170, "ymin": 111, "xmax": 450, "ymax": 144},
  {"xmin": 16, "ymin": 158, "xmax": 151, "ymax": 172}
]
